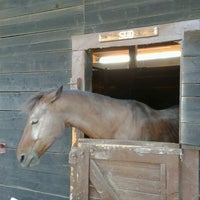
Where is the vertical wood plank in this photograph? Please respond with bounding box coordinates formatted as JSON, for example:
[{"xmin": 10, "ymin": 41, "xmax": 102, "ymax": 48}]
[
  {"xmin": 160, "ymin": 164, "xmax": 167, "ymax": 200},
  {"xmin": 69, "ymin": 145, "xmax": 89, "ymax": 200},
  {"xmin": 180, "ymin": 149, "xmax": 199, "ymax": 200},
  {"xmin": 71, "ymin": 50, "xmax": 86, "ymax": 146},
  {"xmin": 166, "ymin": 156, "xmax": 180, "ymax": 200}
]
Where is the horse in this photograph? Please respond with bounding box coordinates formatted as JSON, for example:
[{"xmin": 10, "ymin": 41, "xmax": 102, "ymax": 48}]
[{"xmin": 17, "ymin": 86, "xmax": 179, "ymax": 167}]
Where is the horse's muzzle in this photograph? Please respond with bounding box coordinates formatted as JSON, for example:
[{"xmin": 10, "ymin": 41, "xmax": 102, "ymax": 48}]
[{"xmin": 17, "ymin": 151, "xmax": 40, "ymax": 168}]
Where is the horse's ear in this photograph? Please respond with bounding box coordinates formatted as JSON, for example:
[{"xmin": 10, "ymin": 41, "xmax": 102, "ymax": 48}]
[{"xmin": 50, "ymin": 86, "xmax": 63, "ymax": 103}]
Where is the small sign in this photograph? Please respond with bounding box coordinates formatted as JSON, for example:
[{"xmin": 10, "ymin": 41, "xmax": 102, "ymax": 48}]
[{"xmin": 99, "ymin": 27, "xmax": 158, "ymax": 42}]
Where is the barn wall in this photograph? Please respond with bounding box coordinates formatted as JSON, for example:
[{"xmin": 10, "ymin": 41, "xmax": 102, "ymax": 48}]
[
  {"xmin": 0, "ymin": 1, "xmax": 84, "ymax": 200},
  {"xmin": 181, "ymin": 30, "xmax": 200, "ymax": 146},
  {"xmin": 0, "ymin": 0, "xmax": 200, "ymax": 199},
  {"xmin": 84, "ymin": 0, "xmax": 200, "ymax": 33}
]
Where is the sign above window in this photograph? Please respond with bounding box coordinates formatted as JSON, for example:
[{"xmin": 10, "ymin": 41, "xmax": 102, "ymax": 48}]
[{"xmin": 99, "ymin": 27, "xmax": 158, "ymax": 42}]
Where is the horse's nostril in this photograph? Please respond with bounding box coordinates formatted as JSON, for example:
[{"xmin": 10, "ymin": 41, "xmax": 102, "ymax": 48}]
[{"xmin": 20, "ymin": 155, "xmax": 25, "ymax": 163}]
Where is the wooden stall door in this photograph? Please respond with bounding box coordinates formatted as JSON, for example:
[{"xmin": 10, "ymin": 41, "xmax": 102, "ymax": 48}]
[{"xmin": 69, "ymin": 140, "xmax": 181, "ymax": 200}]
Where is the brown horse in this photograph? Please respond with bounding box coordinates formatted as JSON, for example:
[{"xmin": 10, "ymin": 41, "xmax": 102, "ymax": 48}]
[{"xmin": 17, "ymin": 86, "xmax": 179, "ymax": 167}]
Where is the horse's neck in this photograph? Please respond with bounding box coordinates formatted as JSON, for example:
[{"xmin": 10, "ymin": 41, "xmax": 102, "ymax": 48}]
[
  {"xmin": 56, "ymin": 92, "xmax": 132, "ymax": 139},
  {"xmin": 57, "ymin": 93, "xmax": 107, "ymax": 138}
]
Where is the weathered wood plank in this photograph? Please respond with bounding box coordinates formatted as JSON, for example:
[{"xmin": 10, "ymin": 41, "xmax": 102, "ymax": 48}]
[
  {"xmin": 0, "ymin": 52, "xmax": 71, "ymax": 74},
  {"xmin": 90, "ymin": 159, "xmax": 120, "ymax": 200},
  {"xmin": 0, "ymin": 147, "xmax": 71, "ymax": 176},
  {"xmin": 0, "ymin": 150, "xmax": 70, "ymax": 197},
  {"xmin": 180, "ymin": 149, "xmax": 199, "ymax": 200},
  {"xmin": 0, "ymin": 39, "xmax": 71, "ymax": 56},
  {"xmin": 182, "ymin": 84, "xmax": 200, "ymax": 97},
  {"xmin": 0, "ymin": 27, "xmax": 82, "ymax": 49},
  {"xmin": 0, "ymin": 0, "xmax": 82, "ymax": 19},
  {"xmin": 0, "ymin": 111, "xmax": 24, "ymax": 130},
  {"xmin": 0, "ymin": 186, "xmax": 69, "ymax": 200},
  {"xmin": 108, "ymin": 175, "xmax": 160, "ymax": 194},
  {"xmin": 182, "ymin": 31, "xmax": 200, "ymax": 56},
  {"xmin": 0, "ymin": 72, "xmax": 70, "ymax": 92},
  {"xmin": 0, "ymin": 92, "xmax": 33, "ymax": 110},
  {"xmin": 69, "ymin": 145, "xmax": 89, "ymax": 200},
  {"xmin": 0, "ymin": 6, "xmax": 84, "ymax": 37},
  {"xmin": 0, "ymin": 28, "xmax": 83, "ymax": 57},
  {"xmin": 181, "ymin": 123, "xmax": 200, "ymax": 145},
  {"xmin": 115, "ymin": 190, "xmax": 160, "ymax": 200},
  {"xmin": 85, "ymin": 5, "xmax": 200, "ymax": 34},
  {"xmin": 79, "ymin": 138, "xmax": 179, "ymax": 149},
  {"xmin": 89, "ymin": 184, "xmax": 160, "ymax": 200},
  {"xmin": 181, "ymin": 97, "xmax": 200, "ymax": 123},
  {"xmin": 96, "ymin": 159, "xmax": 160, "ymax": 181},
  {"xmin": 85, "ymin": 0, "xmax": 185, "ymax": 26},
  {"xmin": 181, "ymin": 57, "xmax": 200, "ymax": 84}
]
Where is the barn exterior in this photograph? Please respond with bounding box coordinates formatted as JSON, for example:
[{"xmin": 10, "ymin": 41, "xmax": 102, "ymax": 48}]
[{"xmin": 0, "ymin": 1, "xmax": 200, "ymax": 200}]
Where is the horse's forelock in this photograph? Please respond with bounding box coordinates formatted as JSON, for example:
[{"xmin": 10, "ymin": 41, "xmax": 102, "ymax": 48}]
[{"xmin": 21, "ymin": 93, "xmax": 44, "ymax": 114}]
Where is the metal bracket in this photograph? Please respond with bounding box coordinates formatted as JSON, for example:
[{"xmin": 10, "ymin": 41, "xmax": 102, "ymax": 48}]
[
  {"xmin": 69, "ymin": 77, "xmax": 82, "ymax": 90},
  {"xmin": 0, "ymin": 143, "xmax": 6, "ymax": 154}
]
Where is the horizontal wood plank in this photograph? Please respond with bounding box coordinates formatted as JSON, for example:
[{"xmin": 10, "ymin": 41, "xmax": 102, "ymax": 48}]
[
  {"xmin": 0, "ymin": 126, "xmax": 71, "ymax": 151},
  {"xmin": 0, "ymin": 186, "xmax": 69, "ymax": 200},
  {"xmin": 0, "ymin": 52, "xmax": 71, "ymax": 74},
  {"xmin": 181, "ymin": 83, "xmax": 200, "ymax": 97},
  {"xmin": 0, "ymin": 147, "xmax": 71, "ymax": 175},
  {"xmin": 0, "ymin": 149, "xmax": 70, "ymax": 197},
  {"xmin": 0, "ymin": 0, "xmax": 82, "ymax": 19},
  {"xmin": 85, "ymin": 0, "xmax": 180, "ymax": 26},
  {"xmin": 96, "ymin": 159, "xmax": 160, "ymax": 181},
  {"xmin": 181, "ymin": 97, "xmax": 200, "ymax": 123},
  {"xmin": 0, "ymin": 6, "xmax": 84, "ymax": 37},
  {"xmin": 108, "ymin": 175, "xmax": 160, "ymax": 195},
  {"xmin": 0, "ymin": 72, "xmax": 70, "ymax": 92},
  {"xmin": 181, "ymin": 56, "xmax": 200, "ymax": 84},
  {"xmin": 182, "ymin": 31, "xmax": 200, "ymax": 56},
  {"xmin": 181, "ymin": 123, "xmax": 200, "ymax": 145}
]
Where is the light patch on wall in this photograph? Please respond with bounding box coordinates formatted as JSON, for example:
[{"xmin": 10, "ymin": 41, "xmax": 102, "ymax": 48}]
[
  {"xmin": 92, "ymin": 43, "xmax": 181, "ymax": 69},
  {"xmin": 99, "ymin": 55, "xmax": 130, "ymax": 64},
  {"xmin": 136, "ymin": 51, "xmax": 181, "ymax": 61}
]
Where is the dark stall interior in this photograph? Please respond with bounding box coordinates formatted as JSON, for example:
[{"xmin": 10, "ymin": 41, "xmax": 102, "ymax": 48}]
[{"xmin": 91, "ymin": 42, "xmax": 180, "ymax": 109}]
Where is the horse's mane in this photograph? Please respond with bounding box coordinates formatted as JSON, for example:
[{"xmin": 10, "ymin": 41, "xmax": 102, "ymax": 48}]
[
  {"xmin": 20, "ymin": 89, "xmax": 90, "ymax": 114},
  {"xmin": 21, "ymin": 92, "xmax": 44, "ymax": 114}
]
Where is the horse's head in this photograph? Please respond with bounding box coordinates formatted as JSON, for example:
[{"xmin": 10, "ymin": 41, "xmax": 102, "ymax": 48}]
[{"xmin": 17, "ymin": 86, "xmax": 65, "ymax": 167}]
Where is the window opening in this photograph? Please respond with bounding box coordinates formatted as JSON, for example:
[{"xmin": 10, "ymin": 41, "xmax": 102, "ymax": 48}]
[
  {"xmin": 91, "ymin": 41, "xmax": 180, "ymax": 110},
  {"xmin": 92, "ymin": 42, "xmax": 180, "ymax": 70}
]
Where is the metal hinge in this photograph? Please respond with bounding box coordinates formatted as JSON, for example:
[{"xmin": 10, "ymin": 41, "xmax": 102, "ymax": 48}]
[{"xmin": 179, "ymin": 149, "xmax": 183, "ymax": 161}]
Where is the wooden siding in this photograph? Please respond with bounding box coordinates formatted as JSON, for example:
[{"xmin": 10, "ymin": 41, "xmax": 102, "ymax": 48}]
[
  {"xmin": 0, "ymin": 0, "xmax": 200, "ymax": 200},
  {"xmin": 181, "ymin": 30, "xmax": 200, "ymax": 146},
  {"xmin": 84, "ymin": 0, "xmax": 200, "ymax": 33},
  {"xmin": 0, "ymin": 1, "xmax": 84, "ymax": 199}
]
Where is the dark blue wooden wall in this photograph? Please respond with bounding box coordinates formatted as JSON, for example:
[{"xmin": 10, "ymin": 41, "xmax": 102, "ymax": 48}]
[{"xmin": 0, "ymin": 0, "xmax": 200, "ymax": 199}]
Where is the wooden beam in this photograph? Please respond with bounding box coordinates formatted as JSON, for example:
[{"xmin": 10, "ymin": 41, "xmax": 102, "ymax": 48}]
[{"xmin": 90, "ymin": 159, "xmax": 120, "ymax": 200}]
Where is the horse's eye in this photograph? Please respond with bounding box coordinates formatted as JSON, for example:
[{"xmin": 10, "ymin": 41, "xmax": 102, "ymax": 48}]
[{"xmin": 31, "ymin": 120, "xmax": 39, "ymax": 125}]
